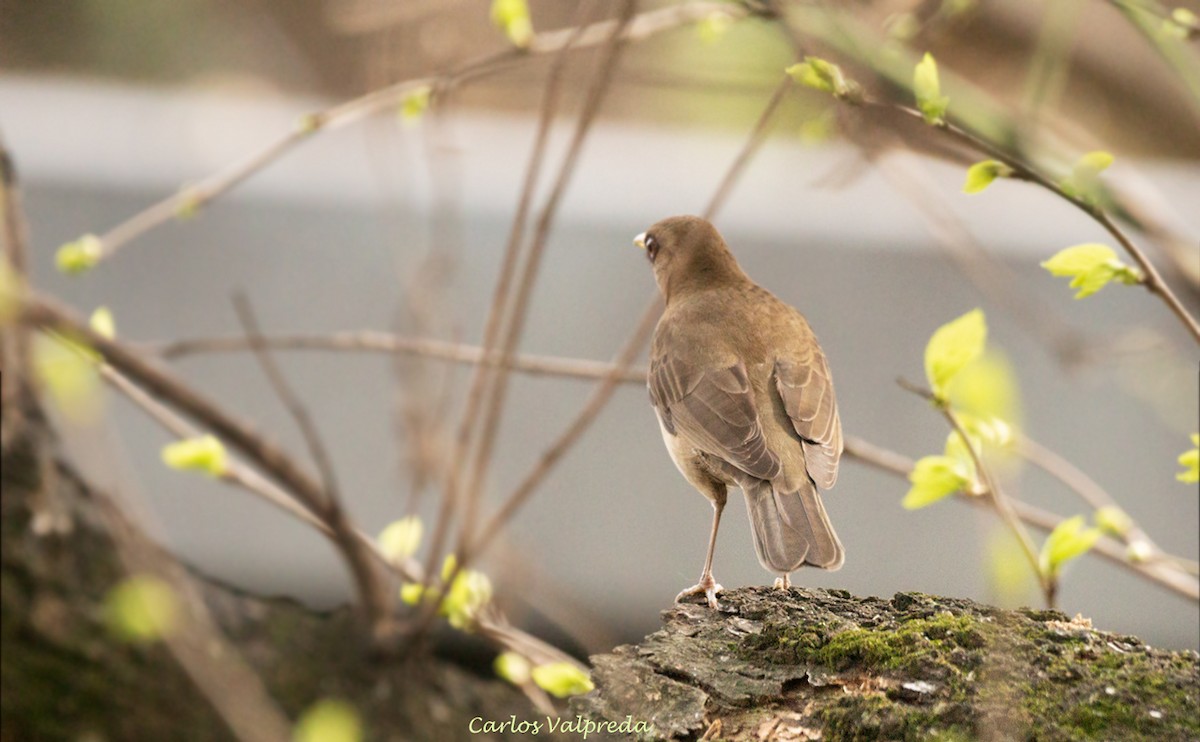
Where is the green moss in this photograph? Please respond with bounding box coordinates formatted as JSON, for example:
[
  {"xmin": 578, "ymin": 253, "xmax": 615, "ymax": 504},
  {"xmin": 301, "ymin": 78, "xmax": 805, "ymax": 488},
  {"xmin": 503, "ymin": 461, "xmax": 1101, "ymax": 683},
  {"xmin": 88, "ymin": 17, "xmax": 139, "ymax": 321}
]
[
  {"xmin": 744, "ymin": 611, "xmax": 988, "ymax": 676},
  {"xmin": 819, "ymin": 693, "xmax": 972, "ymax": 741},
  {"xmin": 737, "ymin": 597, "xmax": 1198, "ymax": 740},
  {"xmin": 1023, "ymin": 643, "xmax": 1199, "ymax": 739}
]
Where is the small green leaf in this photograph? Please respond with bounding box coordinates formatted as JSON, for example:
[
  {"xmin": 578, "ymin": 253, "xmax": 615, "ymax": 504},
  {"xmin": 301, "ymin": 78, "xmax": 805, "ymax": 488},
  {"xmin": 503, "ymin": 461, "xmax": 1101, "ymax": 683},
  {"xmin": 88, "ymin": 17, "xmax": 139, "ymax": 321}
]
[
  {"xmin": 399, "ymin": 583, "xmax": 426, "ymax": 605},
  {"xmin": 902, "ymin": 454, "xmax": 971, "ymax": 509},
  {"xmin": 400, "ymin": 85, "xmax": 433, "ymax": 121},
  {"xmin": 491, "ymin": 0, "xmax": 534, "ymax": 48},
  {"xmin": 1162, "ymin": 9, "xmax": 1197, "ymax": 39},
  {"xmin": 89, "ymin": 306, "xmax": 116, "ymax": 340},
  {"xmin": 1172, "ymin": 7, "xmax": 1198, "ymax": 27},
  {"xmin": 293, "ymin": 699, "xmax": 361, "ymax": 742},
  {"xmin": 786, "ymin": 57, "xmax": 859, "ymax": 99},
  {"xmin": 1094, "ymin": 506, "xmax": 1132, "ymax": 538},
  {"xmin": 946, "ymin": 350, "xmax": 1021, "ymax": 428},
  {"xmin": 56, "ymin": 234, "xmax": 103, "ymax": 275},
  {"xmin": 494, "ymin": 652, "xmax": 533, "ymax": 685},
  {"xmin": 1041, "ymin": 243, "xmax": 1142, "ymax": 299},
  {"xmin": 914, "ymin": 52, "xmax": 949, "ymax": 124},
  {"xmin": 377, "ymin": 516, "xmax": 423, "ymax": 562},
  {"xmin": 104, "ymin": 575, "xmax": 177, "ymax": 643},
  {"xmin": 924, "ymin": 308, "xmax": 987, "ymax": 399},
  {"xmin": 963, "ymin": 160, "xmax": 1012, "ymax": 194},
  {"xmin": 161, "ymin": 435, "xmax": 227, "ymax": 476},
  {"xmin": 33, "ymin": 332, "xmax": 103, "ymax": 422},
  {"xmin": 1178, "ymin": 433, "xmax": 1199, "ymax": 484},
  {"xmin": 441, "ymin": 553, "xmax": 458, "ymax": 582},
  {"xmin": 531, "ymin": 662, "xmax": 594, "ymax": 698},
  {"xmin": 1039, "ymin": 515, "xmax": 1101, "ymax": 576},
  {"xmin": 441, "ymin": 569, "xmax": 493, "ymax": 630}
]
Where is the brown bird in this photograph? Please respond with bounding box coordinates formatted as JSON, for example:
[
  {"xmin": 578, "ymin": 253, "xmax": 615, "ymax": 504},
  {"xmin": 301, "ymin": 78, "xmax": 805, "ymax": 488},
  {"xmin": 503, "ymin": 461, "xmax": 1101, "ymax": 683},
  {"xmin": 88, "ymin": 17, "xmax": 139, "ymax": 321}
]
[{"xmin": 635, "ymin": 215, "xmax": 844, "ymax": 609}]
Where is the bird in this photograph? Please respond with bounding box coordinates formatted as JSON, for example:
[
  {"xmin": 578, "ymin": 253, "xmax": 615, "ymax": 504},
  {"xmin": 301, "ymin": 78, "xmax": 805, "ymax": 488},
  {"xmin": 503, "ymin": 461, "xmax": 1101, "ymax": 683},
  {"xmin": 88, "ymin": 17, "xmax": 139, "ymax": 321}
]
[{"xmin": 634, "ymin": 215, "xmax": 844, "ymax": 609}]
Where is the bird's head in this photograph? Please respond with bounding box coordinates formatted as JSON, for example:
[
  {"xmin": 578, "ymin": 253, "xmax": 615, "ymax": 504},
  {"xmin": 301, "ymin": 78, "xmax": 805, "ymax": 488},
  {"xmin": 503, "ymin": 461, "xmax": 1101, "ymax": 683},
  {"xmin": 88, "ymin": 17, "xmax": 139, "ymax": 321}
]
[{"xmin": 634, "ymin": 215, "xmax": 746, "ymax": 303}]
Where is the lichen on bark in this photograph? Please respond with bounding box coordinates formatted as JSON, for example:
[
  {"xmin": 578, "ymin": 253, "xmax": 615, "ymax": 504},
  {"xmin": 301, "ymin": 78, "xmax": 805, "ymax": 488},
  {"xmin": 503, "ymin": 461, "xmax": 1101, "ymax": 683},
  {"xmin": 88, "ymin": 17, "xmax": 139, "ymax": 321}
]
[{"xmin": 573, "ymin": 587, "xmax": 1199, "ymax": 740}]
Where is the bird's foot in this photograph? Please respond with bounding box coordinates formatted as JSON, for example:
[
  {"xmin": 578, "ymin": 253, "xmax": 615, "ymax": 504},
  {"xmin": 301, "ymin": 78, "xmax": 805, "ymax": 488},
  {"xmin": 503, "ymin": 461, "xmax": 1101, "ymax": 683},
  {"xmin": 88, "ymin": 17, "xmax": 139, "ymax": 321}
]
[
  {"xmin": 773, "ymin": 574, "xmax": 791, "ymax": 591},
  {"xmin": 675, "ymin": 576, "xmax": 724, "ymax": 609}
]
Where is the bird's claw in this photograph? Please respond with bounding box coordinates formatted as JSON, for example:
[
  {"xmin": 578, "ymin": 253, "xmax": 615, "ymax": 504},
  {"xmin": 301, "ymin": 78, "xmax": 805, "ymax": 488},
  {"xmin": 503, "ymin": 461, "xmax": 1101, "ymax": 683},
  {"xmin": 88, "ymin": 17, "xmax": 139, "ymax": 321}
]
[
  {"xmin": 675, "ymin": 577, "xmax": 724, "ymax": 609},
  {"xmin": 773, "ymin": 575, "xmax": 791, "ymax": 590}
]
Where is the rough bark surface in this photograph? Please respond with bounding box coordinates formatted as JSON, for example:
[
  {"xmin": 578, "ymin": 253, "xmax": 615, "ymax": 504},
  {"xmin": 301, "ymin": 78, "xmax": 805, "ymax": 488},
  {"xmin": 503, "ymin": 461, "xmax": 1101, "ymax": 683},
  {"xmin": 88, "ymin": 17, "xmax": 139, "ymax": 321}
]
[{"xmin": 573, "ymin": 586, "xmax": 1200, "ymax": 741}]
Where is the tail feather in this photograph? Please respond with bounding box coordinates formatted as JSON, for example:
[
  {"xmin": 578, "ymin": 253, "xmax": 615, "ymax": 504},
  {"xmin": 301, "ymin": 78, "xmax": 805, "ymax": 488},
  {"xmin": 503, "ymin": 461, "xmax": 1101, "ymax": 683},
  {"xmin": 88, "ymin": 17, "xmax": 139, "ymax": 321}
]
[{"xmin": 742, "ymin": 479, "xmax": 844, "ymax": 573}]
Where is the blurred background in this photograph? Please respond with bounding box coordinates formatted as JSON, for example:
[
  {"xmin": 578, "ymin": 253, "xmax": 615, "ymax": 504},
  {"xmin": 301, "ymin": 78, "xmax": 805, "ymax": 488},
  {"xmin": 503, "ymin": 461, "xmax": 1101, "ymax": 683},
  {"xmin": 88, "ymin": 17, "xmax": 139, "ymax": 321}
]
[{"xmin": 2, "ymin": 0, "xmax": 1197, "ymax": 653}]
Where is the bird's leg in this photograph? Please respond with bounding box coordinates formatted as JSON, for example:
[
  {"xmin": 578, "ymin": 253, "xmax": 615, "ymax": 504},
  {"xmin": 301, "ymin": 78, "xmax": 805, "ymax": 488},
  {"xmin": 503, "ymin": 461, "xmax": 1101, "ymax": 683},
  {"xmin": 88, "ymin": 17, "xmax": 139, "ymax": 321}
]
[
  {"xmin": 773, "ymin": 574, "xmax": 791, "ymax": 590},
  {"xmin": 675, "ymin": 496, "xmax": 726, "ymax": 609}
]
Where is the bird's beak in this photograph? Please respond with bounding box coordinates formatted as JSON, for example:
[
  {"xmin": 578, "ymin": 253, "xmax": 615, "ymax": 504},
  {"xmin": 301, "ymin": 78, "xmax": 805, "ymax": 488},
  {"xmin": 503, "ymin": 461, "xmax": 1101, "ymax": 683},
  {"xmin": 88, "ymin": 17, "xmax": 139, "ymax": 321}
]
[{"xmin": 633, "ymin": 232, "xmax": 647, "ymax": 250}]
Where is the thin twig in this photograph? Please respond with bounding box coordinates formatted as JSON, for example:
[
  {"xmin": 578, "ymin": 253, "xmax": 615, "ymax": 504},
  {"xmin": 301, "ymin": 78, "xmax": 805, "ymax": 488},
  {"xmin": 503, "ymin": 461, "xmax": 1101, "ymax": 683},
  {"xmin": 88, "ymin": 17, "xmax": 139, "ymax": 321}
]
[
  {"xmin": 80, "ymin": 2, "xmax": 751, "ymax": 265},
  {"xmin": 897, "ymin": 377, "xmax": 1053, "ymax": 605},
  {"xmin": 231, "ymin": 294, "xmax": 342, "ymax": 508},
  {"xmin": 1015, "ymin": 432, "xmax": 1200, "ymax": 574},
  {"xmin": 154, "ymin": 332, "xmax": 648, "ymax": 383},
  {"xmin": 462, "ymin": 1, "xmax": 635, "ymax": 546},
  {"xmin": 842, "ymin": 434, "xmax": 1199, "ymax": 599},
  {"xmin": 865, "ymin": 100, "xmax": 1200, "ymax": 344},
  {"xmin": 448, "ymin": 0, "xmax": 601, "ymax": 566},
  {"xmin": 20, "ymin": 295, "xmax": 394, "ymax": 634},
  {"xmin": 466, "ymin": 294, "xmax": 660, "ymax": 561},
  {"xmin": 229, "ymin": 293, "xmax": 393, "ymax": 637},
  {"xmin": 94, "ymin": 352, "xmax": 586, "ymax": 668}
]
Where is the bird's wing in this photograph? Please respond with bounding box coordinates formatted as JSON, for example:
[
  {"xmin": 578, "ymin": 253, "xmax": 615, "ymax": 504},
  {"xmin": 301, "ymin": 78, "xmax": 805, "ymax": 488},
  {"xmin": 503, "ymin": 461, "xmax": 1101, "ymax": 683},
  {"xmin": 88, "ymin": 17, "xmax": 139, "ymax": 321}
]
[
  {"xmin": 774, "ymin": 349, "xmax": 842, "ymax": 490},
  {"xmin": 649, "ymin": 354, "xmax": 780, "ymax": 481}
]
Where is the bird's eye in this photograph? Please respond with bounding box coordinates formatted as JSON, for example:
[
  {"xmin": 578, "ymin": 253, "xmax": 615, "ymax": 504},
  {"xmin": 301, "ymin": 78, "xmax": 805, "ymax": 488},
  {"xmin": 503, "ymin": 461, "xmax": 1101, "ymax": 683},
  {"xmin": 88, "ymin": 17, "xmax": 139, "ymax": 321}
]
[{"xmin": 645, "ymin": 235, "xmax": 660, "ymax": 261}]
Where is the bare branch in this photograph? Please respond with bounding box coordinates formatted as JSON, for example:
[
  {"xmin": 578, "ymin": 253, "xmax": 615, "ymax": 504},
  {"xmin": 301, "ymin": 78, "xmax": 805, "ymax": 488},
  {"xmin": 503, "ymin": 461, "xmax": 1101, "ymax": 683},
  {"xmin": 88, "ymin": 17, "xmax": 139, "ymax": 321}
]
[
  {"xmin": 466, "ymin": 294, "xmax": 660, "ymax": 561},
  {"xmin": 868, "ymin": 100, "xmax": 1200, "ymax": 344},
  {"xmin": 843, "ymin": 417, "xmax": 1199, "ymax": 600},
  {"xmin": 1015, "ymin": 432, "xmax": 1200, "ymax": 574},
  {"xmin": 416, "ymin": 2, "xmax": 603, "ymax": 613},
  {"xmin": 231, "ymin": 294, "xmax": 342, "ymax": 508},
  {"xmin": 79, "ymin": 2, "xmax": 750, "ymax": 265},
  {"xmin": 93, "ymin": 353, "xmax": 585, "ymax": 669},
  {"xmin": 19, "ymin": 295, "xmax": 394, "ymax": 636},
  {"xmin": 462, "ymin": 0, "xmax": 635, "ymax": 545},
  {"xmin": 153, "ymin": 330, "xmax": 648, "ymax": 383}
]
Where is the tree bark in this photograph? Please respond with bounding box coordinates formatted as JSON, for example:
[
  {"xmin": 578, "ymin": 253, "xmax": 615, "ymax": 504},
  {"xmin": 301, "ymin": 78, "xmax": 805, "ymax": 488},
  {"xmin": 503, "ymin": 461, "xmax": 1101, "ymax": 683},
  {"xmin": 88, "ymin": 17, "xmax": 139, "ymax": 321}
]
[{"xmin": 573, "ymin": 586, "xmax": 1199, "ymax": 740}]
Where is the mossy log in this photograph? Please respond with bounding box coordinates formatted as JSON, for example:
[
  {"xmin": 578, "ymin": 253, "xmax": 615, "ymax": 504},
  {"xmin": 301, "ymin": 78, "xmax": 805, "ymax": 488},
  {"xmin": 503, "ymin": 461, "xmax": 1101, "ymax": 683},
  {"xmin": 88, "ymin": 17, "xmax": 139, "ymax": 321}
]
[{"xmin": 573, "ymin": 587, "xmax": 1199, "ymax": 740}]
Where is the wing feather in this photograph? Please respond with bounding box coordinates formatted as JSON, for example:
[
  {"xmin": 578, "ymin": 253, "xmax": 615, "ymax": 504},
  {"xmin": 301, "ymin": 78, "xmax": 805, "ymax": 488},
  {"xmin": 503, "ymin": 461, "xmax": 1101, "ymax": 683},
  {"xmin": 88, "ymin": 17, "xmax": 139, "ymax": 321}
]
[
  {"xmin": 775, "ymin": 354, "xmax": 842, "ymax": 490},
  {"xmin": 649, "ymin": 355, "xmax": 780, "ymax": 481}
]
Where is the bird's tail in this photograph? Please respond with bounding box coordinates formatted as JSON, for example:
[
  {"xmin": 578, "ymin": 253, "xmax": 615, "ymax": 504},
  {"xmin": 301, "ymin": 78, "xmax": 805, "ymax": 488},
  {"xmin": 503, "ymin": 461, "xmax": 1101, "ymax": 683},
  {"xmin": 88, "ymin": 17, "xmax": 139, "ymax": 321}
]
[{"xmin": 742, "ymin": 478, "xmax": 844, "ymax": 574}]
